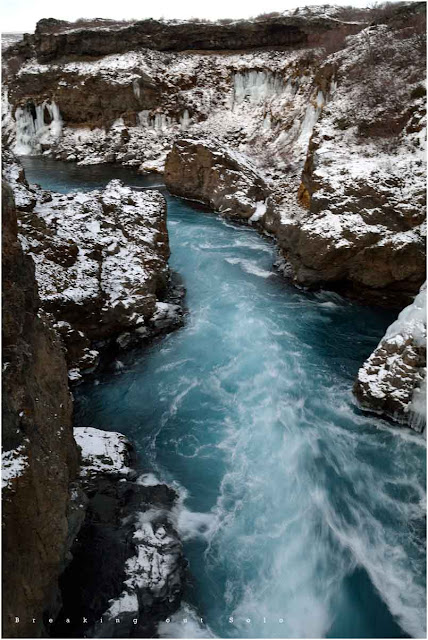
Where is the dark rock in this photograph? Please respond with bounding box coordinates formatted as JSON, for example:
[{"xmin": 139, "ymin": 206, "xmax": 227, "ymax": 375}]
[
  {"xmin": 52, "ymin": 429, "xmax": 186, "ymax": 638},
  {"xmin": 165, "ymin": 138, "xmax": 270, "ymax": 221},
  {"xmin": 2, "ymin": 181, "xmax": 78, "ymax": 638},
  {"xmin": 25, "ymin": 15, "xmax": 345, "ymax": 63}
]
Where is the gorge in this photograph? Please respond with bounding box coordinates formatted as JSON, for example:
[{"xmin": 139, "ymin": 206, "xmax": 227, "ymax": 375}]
[{"xmin": 1, "ymin": 3, "xmax": 427, "ymax": 639}]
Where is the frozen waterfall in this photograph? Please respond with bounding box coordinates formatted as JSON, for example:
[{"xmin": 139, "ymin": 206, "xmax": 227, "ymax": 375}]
[
  {"xmin": 232, "ymin": 70, "xmax": 284, "ymax": 107},
  {"xmin": 13, "ymin": 101, "xmax": 63, "ymax": 155}
]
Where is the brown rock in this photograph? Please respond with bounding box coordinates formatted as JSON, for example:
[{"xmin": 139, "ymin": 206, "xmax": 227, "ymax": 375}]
[{"xmin": 2, "ymin": 181, "xmax": 78, "ymax": 637}]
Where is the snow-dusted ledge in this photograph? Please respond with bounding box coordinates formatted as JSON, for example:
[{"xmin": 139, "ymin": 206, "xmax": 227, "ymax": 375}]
[
  {"xmin": 74, "ymin": 427, "xmax": 134, "ymax": 477},
  {"xmin": 2, "ymin": 445, "xmax": 29, "ymax": 490},
  {"xmin": 354, "ymin": 283, "xmax": 427, "ymax": 432}
]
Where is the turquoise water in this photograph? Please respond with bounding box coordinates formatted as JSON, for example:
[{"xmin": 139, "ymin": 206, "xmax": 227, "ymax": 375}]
[{"xmin": 22, "ymin": 158, "xmax": 426, "ymax": 639}]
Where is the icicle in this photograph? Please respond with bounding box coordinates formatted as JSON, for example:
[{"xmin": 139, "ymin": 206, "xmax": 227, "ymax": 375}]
[
  {"xmin": 232, "ymin": 70, "xmax": 284, "ymax": 106},
  {"xmin": 138, "ymin": 110, "xmax": 150, "ymax": 126},
  {"xmin": 133, "ymin": 79, "xmax": 141, "ymax": 100},
  {"xmin": 180, "ymin": 109, "xmax": 190, "ymax": 130},
  {"xmin": 13, "ymin": 100, "xmax": 63, "ymax": 156},
  {"xmin": 408, "ymin": 377, "xmax": 426, "ymax": 433},
  {"xmin": 297, "ymin": 90, "xmax": 325, "ymax": 149},
  {"xmin": 263, "ymin": 112, "xmax": 271, "ymax": 130}
]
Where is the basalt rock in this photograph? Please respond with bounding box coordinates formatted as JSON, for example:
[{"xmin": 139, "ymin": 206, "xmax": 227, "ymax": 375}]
[
  {"xmin": 52, "ymin": 428, "xmax": 186, "ymax": 639},
  {"xmin": 354, "ymin": 283, "xmax": 426, "ymax": 431},
  {"xmin": 4, "ymin": 155, "xmax": 183, "ymax": 381},
  {"xmin": 165, "ymin": 138, "xmax": 271, "ymax": 222},
  {"xmin": 10, "ymin": 15, "xmax": 347, "ymax": 64},
  {"xmin": 2, "ymin": 181, "xmax": 78, "ymax": 638}
]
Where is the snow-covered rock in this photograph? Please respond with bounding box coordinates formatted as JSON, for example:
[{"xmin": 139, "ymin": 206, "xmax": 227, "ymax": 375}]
[
  {"xmin": 354, "ymin": 283, "xmax": 426, "ymax": 431},
  {"xmin": 2, "ymin": 445, "xmax": 29, "ymax": 489},
  {"xmin": 60, "ymin": 426, "xmax": 186, "ymax": 637},
  {"xmin": 3, "ymin": 153, "xmax": 181, "ymax": 379},
  {"xmin": 74, "ymin": 427, "xmax": 135, "ymax": 477}
]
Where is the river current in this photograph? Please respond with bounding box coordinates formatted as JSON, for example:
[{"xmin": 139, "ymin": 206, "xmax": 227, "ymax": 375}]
[{"xmin": 21, "ymin": 158, "xmax": 426, "ymax": 639}]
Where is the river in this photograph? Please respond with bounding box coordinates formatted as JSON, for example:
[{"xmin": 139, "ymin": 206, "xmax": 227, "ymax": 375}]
[{"xmin": 21, "ymin": 157, "xmax": 426, "ymax": 639}]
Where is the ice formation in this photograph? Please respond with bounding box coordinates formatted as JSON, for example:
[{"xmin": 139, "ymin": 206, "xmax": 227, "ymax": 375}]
[
  {"xmin": 232, "ymin": 70, "xmax": 284, "ymax": 106},
  {"xmin": 13, "ymin": 101, "xmax": 62, "ymax": 155}
]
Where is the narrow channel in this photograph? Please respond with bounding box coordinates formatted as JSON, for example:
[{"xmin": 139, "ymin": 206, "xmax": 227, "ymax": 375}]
[{"xmin": 22, "ymin": 157, "xmax": 426, "ymax": 639}]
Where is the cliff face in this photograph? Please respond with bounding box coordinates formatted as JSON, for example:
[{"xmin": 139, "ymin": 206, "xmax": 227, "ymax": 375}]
[
  {"xmin": 6, "ymin": 13, "xmax": 354, "ymax": 64},
  {"xmin": 165, "ymin": 138, "xmax": 270, "ymax": 220},
  {"xmin": 2, "ymin": 181, "xmax": 78, "ymax": 637},
  {"xmin": 354, "ymin": 284, "xmax": 426, "ymax": 431},
  {"xmin": 53, "ymin": 428, "xmax": 186, "ymax": 638},
  {"xmin": 4, "ymin": 155, "xmax": 182, "ymax": 382}
]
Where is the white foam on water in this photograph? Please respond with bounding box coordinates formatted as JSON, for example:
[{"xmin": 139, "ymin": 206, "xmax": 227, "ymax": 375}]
[
  {"xmin": 225, "ymin": 257, "xmax": 273, "ymax": 279},
  {"xmin": 158, "ymin": 602, "xmax": 217, "ymax": 638}
]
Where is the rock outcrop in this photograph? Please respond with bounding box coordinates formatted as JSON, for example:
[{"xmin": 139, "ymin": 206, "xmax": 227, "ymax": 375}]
[
  {"xmin": 165, "ymin": 138, "xmax": 270, "ymax": 222},
  {"xmin": 2, "ymin": 181, "xmax": 78, "ymax": 637},
  {"xmin": 354, "ymin": 284, "xmax": 427, "ymax": 431},
  {"xmin": 5, "ymin": 13, "xmax": 356, "ymax": 65},
  {"xmin": 4, "ymin": 155, "xmax": 183, "ymax": 381},
  {"xmin": 52, "ymin": 427, "xmax": 186, "ymax": 638}
]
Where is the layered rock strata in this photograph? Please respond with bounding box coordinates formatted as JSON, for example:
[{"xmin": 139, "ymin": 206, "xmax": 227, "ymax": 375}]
[
  {"xmin": 6, "ymin": 13, "xmax": 357, "ymax": 64},
  {"xmin": 2, "ymin": 181, "xmax": 78, "ymax": 638}
]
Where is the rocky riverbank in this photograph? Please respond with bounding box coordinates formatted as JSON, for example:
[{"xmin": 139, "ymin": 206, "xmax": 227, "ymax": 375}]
[
  {"xmin": 2, "ymin": 153, "xmax": 188, "ymax": 637},
  {"xmin": 354, "ymin": 284, "xmax": 427, "ymax": 432},
  {"xmin": 2, "ymin": 181, "xmax": 78, "ymax": 638},
  {"xmin": 53, "ymin": 427, "xmax": 186, "ymax": 638},
  {"xmin": 3, "ymin": 152, "xmax": 184, "ymax": 382}
]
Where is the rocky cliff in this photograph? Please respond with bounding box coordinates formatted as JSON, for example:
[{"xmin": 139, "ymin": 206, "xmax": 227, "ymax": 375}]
[
  {"xmin": 164, "ymin": 138, "xmax": 270, "ymax": 221},
  {"xmin": 2, "ymin": 181, "xmax": 78, "ymax": 637},
  {"xmin": 354, "ymin": 283, "xmax": 426, "ymax": 431},
  {"xmin": 53, "ymin": 427, "xmax": 186, "ymax": 638},
  {"xmin": 3, "ymin": 153, "xmax": 183, "ymax": 382},
  {"xmin": 5, "ymin": 12, "xmax": 357, "ymax": 64}
]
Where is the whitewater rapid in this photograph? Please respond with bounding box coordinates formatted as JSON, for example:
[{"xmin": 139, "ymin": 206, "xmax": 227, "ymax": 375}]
[{"xmin": 22, "ymin": 158, "xmax": 426, "ymax": 639}]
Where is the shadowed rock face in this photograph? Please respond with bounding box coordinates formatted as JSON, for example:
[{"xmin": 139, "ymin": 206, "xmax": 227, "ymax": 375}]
[
  {"xmin": 165, "ymin": 138, "xmax": 270, "ymax": 221},
  {"xmin": 2, "ymin": 181, "xmax": 78, "ymax": 638},
  {"xmin": 7, "ymin": 15, "xmax": 345, "ymax": 64},
  {"xmin": 52, "ymin": 428, "xmax": 186, "ymax": 639}
]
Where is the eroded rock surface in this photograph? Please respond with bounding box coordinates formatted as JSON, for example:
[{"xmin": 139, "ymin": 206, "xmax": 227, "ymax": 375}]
[
  {"xmin": 354, "ymin": 284, "xmax": 427, "ymax": 431},
  {"xmin": 2, "ymin": 181, "xmax": 78, "ymax": 638},
  {"xmin": 53, "ymin": 427, "xmax": 186, "ymax": 638},
  {"xmin": 3, "ymin": 154, "xmax": 183, "ymax": 381},
  {"xmin": 165, "ymin": 138, "xmax": 270, "ymax": 222}
]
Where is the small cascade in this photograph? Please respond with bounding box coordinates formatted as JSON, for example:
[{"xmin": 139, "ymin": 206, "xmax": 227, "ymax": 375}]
[
  {"xmin": 13, "ymin": 100, "xmax": 63, "ymax": 156},
  {"xmin": 297, "ymin": 89, "xmax": 325, "ymax": 148},
  {"xmin": 232, "ymin": 70, "xmax": 284, "ymax": 107}
]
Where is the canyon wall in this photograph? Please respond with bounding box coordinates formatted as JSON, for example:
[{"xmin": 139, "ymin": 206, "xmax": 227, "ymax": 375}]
[
  {"xmin": 6, "ymin": 12, "xmax": 355, "ymax": 64},
  {"xmin": 2, "ymin": 4, "xmax": 426, "ymax": 433},
  {"xmin": 2, "ymin": 181, "xmax": 78, "ymax": 637}
]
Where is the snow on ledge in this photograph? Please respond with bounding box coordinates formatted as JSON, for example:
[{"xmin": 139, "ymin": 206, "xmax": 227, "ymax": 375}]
[
  {"xmin": 74, "ymin": 426, "xmax": 133, "ymax": 477},
  {"xmin": 2, "ymin": 445, "xmax": 28, "ymax": 489}
]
